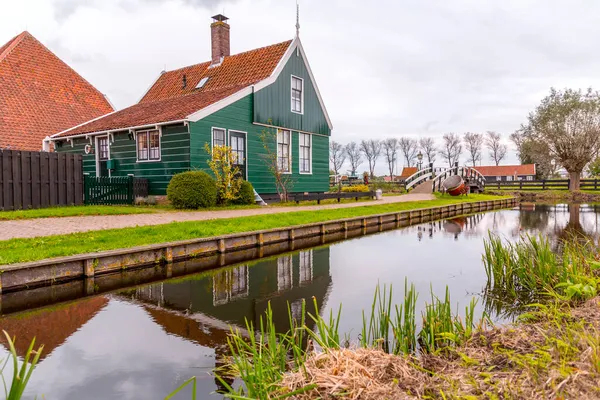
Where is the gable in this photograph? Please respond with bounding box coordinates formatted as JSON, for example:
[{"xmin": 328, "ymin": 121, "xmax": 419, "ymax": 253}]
[{"xmin": 253, "ymin": 41, "xmax": 331, "ymax": 135}]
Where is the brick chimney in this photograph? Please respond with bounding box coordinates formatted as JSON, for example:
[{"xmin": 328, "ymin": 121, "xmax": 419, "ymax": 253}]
[{"xmin": 211, "ymin": 14, "xmax": 230, "ymax": 65}]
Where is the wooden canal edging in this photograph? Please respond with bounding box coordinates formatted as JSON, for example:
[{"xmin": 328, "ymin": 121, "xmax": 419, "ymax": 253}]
[{"xmin": 0, "ymin": 197, "xmax": 517, "ymax": 294}]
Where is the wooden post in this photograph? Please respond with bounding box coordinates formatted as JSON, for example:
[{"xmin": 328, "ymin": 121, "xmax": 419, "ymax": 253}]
[
  {"xmin": 84, "ymin": 259, "xmax": 95, "ymax": 277},
  {"xmin": 257, "ymin": 232, "xmax": 264, "ymax": 246},
  {"xmin": 218, "ymin": 239, "xmax": 226, "ymax": 254}
]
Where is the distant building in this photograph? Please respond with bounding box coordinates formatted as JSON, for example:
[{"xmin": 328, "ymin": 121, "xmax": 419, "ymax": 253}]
[
  {"xmin": 473, "ymin": 164, "xmax": 536, "ymax": 182},
  {"xmin": 0, "ymin": 31, "xmax": 113, "ymax": 151}
]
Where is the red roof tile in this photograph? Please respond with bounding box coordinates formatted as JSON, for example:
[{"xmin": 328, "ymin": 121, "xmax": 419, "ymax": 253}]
[
  {"xmin": 56, "ymin": 40, "xmax": 292, "ymax": 137},
  {"xmin": 0, "ymin": 32, "xmax": 114, "ymax": 150},
  {"xmin": 400, "ymin": 167, "xmax": 417, "ymax": 178},
  {"xmin": 473, "ymin": 164, "xmax": 536, "ymax": 177}
]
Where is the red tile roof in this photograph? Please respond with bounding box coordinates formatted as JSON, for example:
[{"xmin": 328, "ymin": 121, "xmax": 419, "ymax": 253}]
[
  {"xmin": 0, "ymin": 31, "xmax": 114, "ymax": 150},
  {"xmin": 473, "ymin": 164, "xmax": 536, "ymax": 177},
  {"xmin": 56, "ymin": 40, "xmax": 292, "ymax": 138},
  {"xmin": 400, "ymin": 167, "xmax": 417, "ymax": 178}
]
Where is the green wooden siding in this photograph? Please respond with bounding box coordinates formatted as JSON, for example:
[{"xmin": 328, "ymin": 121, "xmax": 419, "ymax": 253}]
[
  {"xmin": 254, "ymin": 50, "xmax": 331, "ymax": 136},
  {"xmin": 55, "ymin": 124, "xmax": 190, "ymax": 195},
  {"xmin": 190, "ymin": 94, "xmax": 329, "ymax": 194}
]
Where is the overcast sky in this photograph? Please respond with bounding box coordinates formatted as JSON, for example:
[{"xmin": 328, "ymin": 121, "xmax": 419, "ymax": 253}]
[{"xmin": 2, "ymin": 0, "xmax": 600, "ymax": 171}]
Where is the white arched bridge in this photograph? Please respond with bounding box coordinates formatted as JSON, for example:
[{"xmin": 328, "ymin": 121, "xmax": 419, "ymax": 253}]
[{"xmin": 403, "ymin": 163, "xmax": 486, "ymax": 194}]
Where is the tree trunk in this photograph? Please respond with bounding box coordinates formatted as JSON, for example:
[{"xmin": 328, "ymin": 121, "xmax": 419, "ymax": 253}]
[{"xmin": 569, "ymin": 171, "xmax": 581, "ymax": 191}]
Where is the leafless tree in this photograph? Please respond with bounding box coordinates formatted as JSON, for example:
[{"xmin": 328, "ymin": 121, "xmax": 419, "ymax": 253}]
[
  {"xmin": 345, "ymin": 141, "xmax": 363, "ymax": 176},
  {"xmin": 517, "ymin": 88, "xmax": 600, "ymax": 190},
  {"xmin": 439, "ymin": 133, "xmax": 463, "ymax": 167},
  {"xmin": 360, "ymin": 139, "xmax": 382, "ymax": 178},
  {"xmin": 463, "ymin": 132, "xmax": 484, "ymax": 166},
  {"xmin": 485, "ymin": 131, "xmax": 507, "ymax": 166},
  {"xmin": 398, "ymin": 137, "xmax": 419, "ymax": 167},
  {"xmin": 259, "ymin": 127, "xmax": 294, "ymax": 202},
  {"xmin": 382, "ymin": 138, "xmax": 399, "ymax": 179},
  {"xmin": 329, "ymin": 140, "xmax": 346, "ymax": 177},
  {"xmin": 419, "ymin": 137, "xmax": 437, "ymax": 164}
]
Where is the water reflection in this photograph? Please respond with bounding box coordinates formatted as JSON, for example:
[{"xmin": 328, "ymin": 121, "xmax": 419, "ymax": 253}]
[{"xmin": 2, "ymin": 204, "xmax": 600, "ymax": 399}]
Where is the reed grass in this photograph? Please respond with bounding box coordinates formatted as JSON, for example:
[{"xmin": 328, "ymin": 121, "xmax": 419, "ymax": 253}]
[{"xmin": 1, "ymin": 331, "xmax": 43, "ymax": 400}]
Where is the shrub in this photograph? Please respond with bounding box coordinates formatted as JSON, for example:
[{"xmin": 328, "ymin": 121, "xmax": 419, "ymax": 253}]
[
  {"xmin": 233, "ymin": 180, "xmax": 256, "ymax": 205},
  {"xmin": 341, "ymin": 184, "xmax": 370, "ymax": 193},
  {"xmin": 167, "ymin": 171, "xmax": 217, "ymax": 209}
]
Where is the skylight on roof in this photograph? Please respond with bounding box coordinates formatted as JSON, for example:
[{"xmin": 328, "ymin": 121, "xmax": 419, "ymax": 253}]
[{"xmin": 196, "ymin": 77, "xmax": 209, "ymax": 89}]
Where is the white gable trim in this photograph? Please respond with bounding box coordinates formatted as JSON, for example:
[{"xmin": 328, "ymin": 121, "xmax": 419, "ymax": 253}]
[
  {"xmin": 254, "ymin": 37, "xmax": 333, "ymax": 130},
  {"xmin": 50, "ymin": 109, "xmax": 121, "ymax": 138},
  {"xmin": 187, "ymin": 86, "xmax": 254, "ymax": 122},
  {"xmin": 136, "ymin": 70, "xmax": 166, "ymax": 103}
]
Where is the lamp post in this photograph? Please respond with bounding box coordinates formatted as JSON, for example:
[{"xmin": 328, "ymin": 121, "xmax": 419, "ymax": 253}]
[{"xmin": 417, "ymin": 151, "xmax": 423, "ymax": 171}]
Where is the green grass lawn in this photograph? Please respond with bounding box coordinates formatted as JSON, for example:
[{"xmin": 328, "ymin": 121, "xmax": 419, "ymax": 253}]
[
  {"xmin": 0, "ymin": 194, "xmax": 510, "ymax": 265},
  {"xmin": 0, "ymin": 205, "xmax": 157, "ymax": 220}
]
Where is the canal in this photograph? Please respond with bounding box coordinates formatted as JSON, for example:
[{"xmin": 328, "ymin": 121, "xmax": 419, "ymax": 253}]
[{"xmin": 0, "ymin": 203, "xmax": 597, "ymax": 399}]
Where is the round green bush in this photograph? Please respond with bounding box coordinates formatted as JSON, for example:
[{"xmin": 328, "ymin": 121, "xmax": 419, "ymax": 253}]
[
  {"xmin": 167, "ymin": 171, "xmax": 217, "ymax": 209},
  {"xmin": 233, "ymin": 180, "xmax": 256, "ymax": 205}
]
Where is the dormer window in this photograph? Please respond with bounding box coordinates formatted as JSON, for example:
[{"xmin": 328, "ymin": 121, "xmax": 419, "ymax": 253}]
[
  {"xmin": 196, "ymin": 77, "xmax": 209, "ymax": 89},
  {"xmin": 291, "ymin": 75, "xmax": 303, "ymax": 114}
]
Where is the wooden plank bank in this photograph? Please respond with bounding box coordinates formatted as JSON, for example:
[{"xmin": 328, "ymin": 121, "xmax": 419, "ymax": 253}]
[{"xmin": 0, "ymin": 197, "xmax": 517, "ymax": 295}]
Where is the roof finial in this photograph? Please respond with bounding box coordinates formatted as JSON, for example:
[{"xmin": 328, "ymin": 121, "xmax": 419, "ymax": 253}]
[{"xmin": 295, "ymin": 1, "xmax": 300, "ymax": 37}]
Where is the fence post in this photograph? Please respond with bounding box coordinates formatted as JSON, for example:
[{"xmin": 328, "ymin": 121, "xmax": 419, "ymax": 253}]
[
  {"xmin": 128, "ymin": 175, "xmax": 134, "ymax": 204},
  {"xmin": 542, "ymin": 180, "xmax": 546, "ymax": 190},
  {"xmin": 83, "ymin": 174, "xmax": 89, "ymax": 205}
]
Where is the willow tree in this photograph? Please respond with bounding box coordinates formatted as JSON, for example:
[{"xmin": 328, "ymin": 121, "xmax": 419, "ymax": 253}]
[{"xmin": 519, "ymin": 88, "xmax": 600, "ymax": 190}]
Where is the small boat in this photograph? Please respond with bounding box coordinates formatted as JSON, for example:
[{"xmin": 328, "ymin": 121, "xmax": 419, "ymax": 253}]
[{"xmin": 442, "ymin": 175, "xmax": 466, "ymax": 196}]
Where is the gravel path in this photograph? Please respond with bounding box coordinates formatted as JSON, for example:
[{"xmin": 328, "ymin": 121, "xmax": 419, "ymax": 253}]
[{"xmin": 0, "ymin": 194, "xmax": 435, "ymax": 240}]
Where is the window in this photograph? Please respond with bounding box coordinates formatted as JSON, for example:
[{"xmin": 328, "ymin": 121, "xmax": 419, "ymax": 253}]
[
  {"xmin": 527, "ymin": 175, "xmax": 533, "ymax": 181},
  {"xmin": 299, "ymin": 250, "xmax": 313, "ymax": 285},
  {"xmin": 277, "ymin": 129, "xmax": 291, "ymax": 173},
  {"xmin": 230, "ymin": 133, "xmax": 245, "ymax": 166},
  {"xmin": 496, "ymin": 176, "xmax": 502, "ymax": 181},
  {"xmin": 277, "ymin": 255, "xmax": 293, "ymax": 291},
  {"xmin": 299, "ymin": 133, "xmax": 311, "ymax": 173},
  {"xmin": 137, "ymin": 130, "xmax": 160, "ymax": 161},
  {"xmin": 506, "ymin": 175, "xmax": 513, "ymax": 181},
  {"xmin": 291, "ymin": 76, "xmax": 303, "ymax": 113},
  {"xmin": 212, "ymin": 128, "xmax": 226, "ymax": 148},
  {"xmin": 212, "ymin": 265, "xmax": 248, "ymax": 305},
  {"xmin": 98, "ymin": 137, "xmax": 109, "ymax": 160}
]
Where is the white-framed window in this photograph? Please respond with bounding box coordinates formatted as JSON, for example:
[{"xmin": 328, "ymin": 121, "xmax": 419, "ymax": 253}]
[
  {"xmin": 506, "ymin": 175, "xmax": 513, "ymax": 181},
  {"xmin": 526, "ymin": 175, "xmax": 533, "ymax": 181},
  {"xmin": 496, "ymin": 176, "xmax": 502, "ymax": 181},
  {"xmin": 299, "ymin": 250, "xmax": 313, "ymax": 285},
  {"xmin": 277, "ymin": 129, "xmax": 291, "ymax": 173},
  {"xmin": 212, "ymin": 127, "xmax": 226, "ymax": 148},
  {"xmin": 299, "ymin": 133, "xmax": 312, "ymax": 174},
  {"xmin": 98, "ymin": 136, "xmax": 109, "ymax": 160},
  {"xmin": 277, "ymin": 255, "xmax": 293, "ymax": 291},
  {"xmin": 291, "ymin": 75, "xmax": 304, "ymax": 114},
  {"xmin": 212, "ymin": 265, "xmax": 249, "ymax": 306},
  {"xmin": 136, "ymin": 130, "xmax": 160, "ymax": 162}
]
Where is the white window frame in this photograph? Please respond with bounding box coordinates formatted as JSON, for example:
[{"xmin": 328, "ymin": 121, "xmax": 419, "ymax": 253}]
[
  {"xmin": 211, "ymin": 127, "xmax": 227, "ymax": 153},
  {"xmin": 526, "ymin": 175, "xmax": 533, "ymax": 181},
  {"xmin": 506, "ymin": 175, "xmax": 513, "ymax": 181},
  {"xmin": 212, "ymin": 265, "xmax": 249, "ymax": 306},
  {"xmin": 299, "ymin": 250, "xmax": 313, "ymax": 285},
  {"xmin": 95, "ymin": 135, "xmax": 110, "ymax": 177},
  {"xmin": 277, "ymin": 129, "xmax": 292, "ymax": 174},
  {"xmin": 291, "ymin": 75, "xmax": 304, "ymax": 115},
  {"xmin": 135, "ymin": 128, "xmax": 161, "ymax": 163},
  {"xmin": 277, "ymin": 255, "xmax": 293, "ymax": 291},
  {"xmin": 228, "ymin": 130, "xmax": 248, "ymax": 180},
  {"xmin": 496, "ymin": 176, "xmax": 502, "ymax": 181},
  {"xmin": 298, "ymin": 133, "xmax": 312, "ymax": 174}
]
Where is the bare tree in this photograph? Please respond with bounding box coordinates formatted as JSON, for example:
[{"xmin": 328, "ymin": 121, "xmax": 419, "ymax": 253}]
[
  {"xmin": 259, "ymin": 128, "xmax": 294, "ymax": 202},
  {"xmin": 518, "ymin": 88, "xmax": 600, "ymax": 190},
  {"xmin": 419, "ymin": 137, "xmax": 437, "ymax": 164},
  {"xmin": 485, "ymin": 131, "xmax": 507, "ymax": 166},
  {"xmin": 345, "ymin": 141, "xmax": 363, "ymax": 176},
  {"xmin": 398, "ymin": 137, "xmax": 418, "ymax": 167},
  {"xmin": 439, "ymin": 133, "xmax": 463, "ymax": 167},
  {"xmin": 463, "ymin": 132, "xmax": 484, "ymax": 166},
  {"xmin": 382, "ymin": 138, "xmax": 399, "ymax": 179},
  {"xmin": 360, "ymin": 139, "xmax": 381, "ymax": 178},
  {"xmin": 329, "ymin": 140, "xmax": 346, "ymax": 177}
]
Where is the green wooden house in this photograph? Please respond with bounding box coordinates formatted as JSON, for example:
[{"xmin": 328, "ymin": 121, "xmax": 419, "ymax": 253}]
[{"xmin": 48, "ymin": 14, "xmax": 332, "ymax": 197}]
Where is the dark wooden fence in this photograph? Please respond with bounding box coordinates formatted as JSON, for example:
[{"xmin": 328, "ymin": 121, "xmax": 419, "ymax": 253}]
[
  {"xmin": 490, "ymin": 179, "xmax": 600, "ymax": 191},
  {"xmin": 84, "ymin": 175, "xmax": 149, "ymax": 205},
  {"xmin": 0, "ymin": 150, "xmax": 83, "ymax": 210}
]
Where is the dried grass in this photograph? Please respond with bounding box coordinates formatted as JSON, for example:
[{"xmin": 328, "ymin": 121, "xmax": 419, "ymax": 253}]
[{"xmin": 280, "ymin": 298, "xmax": 600, "ymax": 399}]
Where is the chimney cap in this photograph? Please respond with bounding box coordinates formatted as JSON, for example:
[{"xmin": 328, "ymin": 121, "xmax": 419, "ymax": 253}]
[{"xmin": 212, "ymin": 14, "xmax": 229, "ymax": 22}]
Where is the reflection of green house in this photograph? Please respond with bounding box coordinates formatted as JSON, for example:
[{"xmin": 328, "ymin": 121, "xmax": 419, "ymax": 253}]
[
  {"xmin": 49, "ymin": 15, "xmax": 332, "ymax": 196},
  {"xmin": 121, "ymin": 247, "xmax": 331, "ymax": 345}
]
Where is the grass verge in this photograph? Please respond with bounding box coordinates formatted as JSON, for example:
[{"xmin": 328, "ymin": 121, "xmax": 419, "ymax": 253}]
[
  {"xmin": 0, "ymin": 205, "xmax": 157, "ymax": 220},
  {"xmin": 0, "ymin": 193, "xmax": 507, "ymax": 265}
]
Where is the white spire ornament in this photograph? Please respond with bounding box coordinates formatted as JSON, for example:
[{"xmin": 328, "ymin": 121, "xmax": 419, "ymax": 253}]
[{"xmin": 295, "ymin": 1, "xmax": 300, "ymax": 37}]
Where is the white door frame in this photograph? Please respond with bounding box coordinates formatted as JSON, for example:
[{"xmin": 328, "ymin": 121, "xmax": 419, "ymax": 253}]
[
  {"xmin": 228, "ymin": 130, "xmax": 248, "ymax": 180},
  {"xmin": 95, "ymin": 135, "xmax": 111, "ymax": 177}
]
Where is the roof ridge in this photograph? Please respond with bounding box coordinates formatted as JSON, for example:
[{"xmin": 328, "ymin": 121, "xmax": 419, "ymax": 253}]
[
  {"xmin": 0, "ymin": 31, "xmax": 29, "ymax": 63},
  {"xmin": 164, "ymin": 39, "xmax": 293, "ymax": 74}
]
